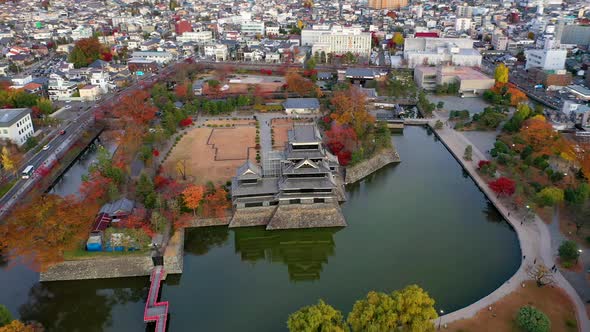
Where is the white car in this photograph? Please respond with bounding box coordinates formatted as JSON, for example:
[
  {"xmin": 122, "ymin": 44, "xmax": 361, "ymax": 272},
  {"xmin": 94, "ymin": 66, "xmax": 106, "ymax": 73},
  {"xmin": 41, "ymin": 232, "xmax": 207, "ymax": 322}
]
[{"xmin": 42, "ymin": 145, "xmax": 50, "ymax": 151}]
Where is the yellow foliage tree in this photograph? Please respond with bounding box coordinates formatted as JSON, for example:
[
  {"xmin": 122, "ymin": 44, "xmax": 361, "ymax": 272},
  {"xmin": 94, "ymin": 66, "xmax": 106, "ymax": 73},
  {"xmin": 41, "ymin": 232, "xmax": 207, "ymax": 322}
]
[
  {"xmin": 494, "ymin": 63, "xmax": 509, "ymax": 84},
  {"xmin": 393, "ymin": 32, "xmax": 404, "ymax": 46},
  {"xmin": 0, "ymin": 146, "xmax": 15, "ymax": 175}
]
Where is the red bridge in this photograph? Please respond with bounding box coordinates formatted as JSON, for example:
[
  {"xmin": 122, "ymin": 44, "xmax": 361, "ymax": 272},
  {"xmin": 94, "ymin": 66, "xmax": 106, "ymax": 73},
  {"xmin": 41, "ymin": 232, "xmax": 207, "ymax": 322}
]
[{"xmin": 144, "ymin": 265, "xmax": 169, "ymax": 332}]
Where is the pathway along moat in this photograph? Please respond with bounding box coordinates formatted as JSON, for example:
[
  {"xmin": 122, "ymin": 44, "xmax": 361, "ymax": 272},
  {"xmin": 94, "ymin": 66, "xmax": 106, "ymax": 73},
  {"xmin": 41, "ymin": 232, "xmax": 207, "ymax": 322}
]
[{"xmin": 0, "ymin": 126, "xmax": 520, "ymax": 332}]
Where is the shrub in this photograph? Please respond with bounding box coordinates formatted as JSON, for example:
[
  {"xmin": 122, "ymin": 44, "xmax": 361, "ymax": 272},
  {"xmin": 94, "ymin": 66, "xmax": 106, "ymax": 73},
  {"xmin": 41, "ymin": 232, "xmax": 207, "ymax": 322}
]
[
  {"xmin": 463, "ymin": 145, "xmax": 473, "ymax": 161},
  {"xmin": 558, "ymin": 240, "xmax": 579, "ymax": 263},
  {"xmin": 565, "ymin": 318, "xmax": 577, "ymax": 328},
  {"xmin": 478, "ymin": 160, "xmax": 491, "ymax": 169},
  {"xmin": 434, "ymin": 120, "xmax": 443, "ymax": 129},
  {"xmin": 516, "ymin": 306, "xmax": 550, "ymax": 332}
]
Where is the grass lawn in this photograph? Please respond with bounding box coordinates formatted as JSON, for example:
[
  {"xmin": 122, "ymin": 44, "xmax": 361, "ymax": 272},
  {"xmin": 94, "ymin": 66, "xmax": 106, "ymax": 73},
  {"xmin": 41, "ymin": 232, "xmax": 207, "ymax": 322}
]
[
  {"xmin": 0, "ymin": 180, "xmax": 16, "ymax": 197},
  {"xmin": 63, "ymin": 247, "xmax": 149, "ymax": 261},
  {"xmin": 446, "ymin": 281, "xmax": 577, "ymax": 332}
]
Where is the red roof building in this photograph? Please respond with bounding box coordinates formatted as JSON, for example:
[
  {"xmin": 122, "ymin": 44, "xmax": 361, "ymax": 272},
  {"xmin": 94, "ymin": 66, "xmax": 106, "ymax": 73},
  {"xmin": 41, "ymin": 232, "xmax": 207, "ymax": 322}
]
[
  {"xmin": 414, "ymin": 32, "xmax": 439, "ymax": 38},
  {"xmin": 175, "ymin": 19, "xmax": 192, "ymax": 35}
]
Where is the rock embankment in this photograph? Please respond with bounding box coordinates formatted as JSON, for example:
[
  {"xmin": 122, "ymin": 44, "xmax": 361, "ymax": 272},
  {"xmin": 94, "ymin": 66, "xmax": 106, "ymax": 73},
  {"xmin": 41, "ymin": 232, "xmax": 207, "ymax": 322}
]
[{"xmin": 345, "ymin": 147, "xmax": 400, "ymax": 184}]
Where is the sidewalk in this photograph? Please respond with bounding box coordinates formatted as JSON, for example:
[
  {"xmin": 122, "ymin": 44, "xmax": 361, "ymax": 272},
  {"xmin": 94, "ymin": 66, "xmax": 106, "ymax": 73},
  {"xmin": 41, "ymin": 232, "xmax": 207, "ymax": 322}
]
[{"xmin": 430, "ymin": 112, "xmax": 589, "ymax": 331}]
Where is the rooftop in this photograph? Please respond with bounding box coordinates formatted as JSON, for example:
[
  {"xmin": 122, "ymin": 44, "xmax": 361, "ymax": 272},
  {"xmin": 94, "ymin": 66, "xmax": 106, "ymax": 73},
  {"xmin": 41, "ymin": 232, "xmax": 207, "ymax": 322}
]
[
  {"xmin": 283, "ymin": 98, "xmax": 320, "ymax": 110},
  {"xmin": 0, "ymin": 108, "xmax": 30, "ymax": 126},
  {"xmin": 288, "ymin": 125, "xmax": 320, "ymax": 144}
]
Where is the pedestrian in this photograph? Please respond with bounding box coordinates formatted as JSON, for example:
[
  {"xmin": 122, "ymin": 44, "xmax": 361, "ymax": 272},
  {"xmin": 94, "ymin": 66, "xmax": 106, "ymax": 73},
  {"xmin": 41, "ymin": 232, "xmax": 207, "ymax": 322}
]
[
  {"xmin": 551, "ymin": 265, "xmax": 556, "ymax": 271},
  {"xmin": 521, "ymin": 221, "xmax": 523, "ymax": 225},
  {"xmin": 508, "ymin": 212, "xmax": 511, "ymax": 217},
  {"xmin": 533, "ymin": 258, "xmax": 536, "ymax": 264},
  {"xmin": 523, "ymin": 255, "xmax": 526, "ymax": 260}
]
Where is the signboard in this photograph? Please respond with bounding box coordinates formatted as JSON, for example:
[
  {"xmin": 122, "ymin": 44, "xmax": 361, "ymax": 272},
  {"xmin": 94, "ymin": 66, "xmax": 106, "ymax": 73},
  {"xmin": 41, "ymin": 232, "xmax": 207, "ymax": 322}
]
[{"xmin": 136, "ymin": 71, "xmax": 144, "ymax": 76}]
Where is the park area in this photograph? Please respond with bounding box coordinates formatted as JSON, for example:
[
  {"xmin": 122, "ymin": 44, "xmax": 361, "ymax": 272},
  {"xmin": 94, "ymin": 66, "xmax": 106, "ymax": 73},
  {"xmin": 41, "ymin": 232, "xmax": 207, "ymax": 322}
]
[
  {"xmin": 447, "ymin": 281, "xmax": 578, "ymax": 332},
  {"xmin": 162, "ymin": 120, "xmax": 257, "ymax": 185}
]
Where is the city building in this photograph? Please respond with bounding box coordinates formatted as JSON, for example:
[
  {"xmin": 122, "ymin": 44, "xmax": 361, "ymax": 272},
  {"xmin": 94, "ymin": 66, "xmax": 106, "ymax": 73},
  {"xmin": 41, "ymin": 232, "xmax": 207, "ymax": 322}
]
[
  {"xmin": 283, "ymin": 98, "xmax": 320, "ymax": 115},
  {"xmin": 308, "ymin": 25, "xmax": 372, "ymax": 57},
  {"xmin": 241, "ymin": 21, "xmax": 265, "ymax": 36},
  {"xmin": 455, "ymin": 18, "xmax": 472, "ymax": 32},
  {"xmin": 560, "ymin": 25, "xmax": 590, "ymax": 47},
  {"xmin": 528, "ymin": 68, "xmax": 572, "ymax": 88},
  {"xmin": 0, "ymin": 108, "xmax": 34, "ymax": 146},
  {"xmin": 414, "ymin": 66, "xmax": 495, "ymax": 95},
  {"xmin": 403, "ymin": 37, "xmax": 482, "ymax": 68},
  {"xmin": 130, "ymin": 51, "xmax": 174, "ymax": 64},
  {"xmin": 492, "ymin": 32, "xmax": 508, "ymax": 51},
  {"xmin": 367, "ymin": 0, "xmax": 408, "ymax": 10},
  {"xmin": 567, "ymin": 85, "xmax": 590, "ymax": 101},
  {"xmin": 175, "ymin": 19, "xmax": 192, "ymax": 35},
  {"xmin": 47, "ymin": 75, "xmax": 77, "ymax": 101},
  {"xmin": 79, "ymin": 85, "xmax": 101, "ymax": 101},
  {"xmin": 176, "ymin": 30, "xmax": 212, "ymax": 44},
  {"xmin": 128, "ymin": 59, "xmax": 158, "ymax": 75},
  {"xmin": 524, "ymin": 49, "xmax": 567, "ymax": 71}
]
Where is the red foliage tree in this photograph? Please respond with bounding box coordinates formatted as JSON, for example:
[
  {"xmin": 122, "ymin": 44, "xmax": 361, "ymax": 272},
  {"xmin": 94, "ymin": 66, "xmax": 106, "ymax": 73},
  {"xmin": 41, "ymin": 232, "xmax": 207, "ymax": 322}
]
[
  {"xmin": 202, "ymin": 187, "xmax": 229, "ymax": 218},
  {"xmin": 99, "ymin": 52, "xmax": 113, "ymax": 62},
  {"xmin": 478, "ymin": 160, "xmax": 491, "ymax": 169},
  {"xmin": 152, "ymin": 149, "xmax": 160, "ymax": 157},
  {"xmin": 179, "ymin": 118, "xmax": 193, "ymax": 127},
  {"xmin": 488, "ymin": 177, "xmax": 516, "ymax": 197},
  {"xmin": 111, "ymin": 90, "xmax": 157, "ymax": 126}
]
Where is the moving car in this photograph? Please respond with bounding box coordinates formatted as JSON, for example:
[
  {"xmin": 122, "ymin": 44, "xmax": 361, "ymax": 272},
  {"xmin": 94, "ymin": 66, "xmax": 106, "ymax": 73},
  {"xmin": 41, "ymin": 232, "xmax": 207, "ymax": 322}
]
[{"xmin": 42, "ymin": 145, "xmax": 50, "ymax": 151}]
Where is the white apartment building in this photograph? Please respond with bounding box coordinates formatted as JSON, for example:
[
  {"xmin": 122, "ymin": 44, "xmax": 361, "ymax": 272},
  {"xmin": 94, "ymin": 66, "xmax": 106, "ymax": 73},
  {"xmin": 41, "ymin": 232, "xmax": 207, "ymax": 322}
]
[
  {"xmin": 71, "ymin": 26, "xmax": 93, "ymax": 40},
  {"xmin": 266, "ymin": 26, "xmax": 280, "ymax": 36},
  {"xmin": 48, "ymin": 75, "xmax": 77, "ymax": 101},
  {"xmin": 455, "ymin": 18, "xmax": 472, "ymax": 32},
  {"xmin": 204, "ymin": 44, "xmax": 228, "ymax": 61},
  {"xmin": 525, "ymin": 49, "xmax": 567, "ymax": 70},
  {"xmin": 301, "ymin": 25, "xmax": 332, "ymax": 46},
  {"xmin": 33, "ymin": 30, "xmax": 53, "ymax": 40},
  {"xmin": 130, "ymin": 51, "xmax": 174, "ymax": 64},
  {"xmin": 176, "ymin": 31, "xmax": 213, "ymax": 44},
  {"xmin": 89, "ymin": 70, "xmax": 112, "ymax": 94},
  {"xmin": 0, "ymin": 108, "xmax": 34, "ymax": 146},
  {"xmin": 492, "ymin": 32, "xmax": 508, "ymax": 51},
  {"xmin": 403, "ymin": 37, "xmax": 482, "ymax": 68},
  {"xmin": 241, "ymin": 21, "xmax": 265, "ymax": 36},
  {"xmin": 306, "ymin": 25, "xmax": 371, "ymax": 57}
]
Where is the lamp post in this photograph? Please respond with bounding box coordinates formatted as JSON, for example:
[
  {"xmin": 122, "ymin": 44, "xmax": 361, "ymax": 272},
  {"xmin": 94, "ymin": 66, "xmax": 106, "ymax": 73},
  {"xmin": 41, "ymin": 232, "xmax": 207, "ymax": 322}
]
[
  {"xmin": 578, "ymin": 249, "xmax": 583, "ymax": 263},
  {"xmin": 438, "ymin": 309, "xmax": 444, "ymax": 330}
]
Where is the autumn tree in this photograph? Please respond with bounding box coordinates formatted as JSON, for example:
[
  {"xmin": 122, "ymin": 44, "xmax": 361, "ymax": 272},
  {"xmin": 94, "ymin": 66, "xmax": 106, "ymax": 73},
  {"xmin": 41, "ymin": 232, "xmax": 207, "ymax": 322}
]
[
  {"xmin": 183, "ymin": 184, "xmax": 204, "ymax": 216},
  {"xmin": 111, "ymin": 90, "xmax": 157, "ymax": 127},
  {"xmin": 0, "ymin": 147, "xmax": 17, "ymax": 176},
  {"xmin": 536, "ymin": 186, "xmax": 564, "ymax": 207},
  {"xmin": 392, "ymin": 32, "xmax": 404, "ymax": 48},
  {"xmin": 0, "ymin": 320, "xmax": 38, "ymax": 332},
  {"xmin": 330, "ymin": 85, "xmax": 375, "ymax": 139},
  {"xmin": 494, "ymin": 63, "xmax": 509, "ymax": 84},
  {"xmin": 202, "ymin": 187, "xmax": 229, "ymax": 218},
  {"xmin": 324, "ymin": 122, "xmax": 358, "ymax": 166},
  {"xmin": 347, "ymin": 285, "xmax": 437, "ymax": 332},
  {"xmin": 527, "ymin": 265, "xmax": 555, "ymax": 287},
  {"xmin": 287, "ymin": 300, "xmax": 348, "ymax": 332},
  {"xmin": 488, "ymin": 177, "xmax": 516, "ymax": 197},
  {"xmin": 519, "ymin": 116, "xmax": 570, "ymax": 157},
  {"xmin": 285, "ymin": 71, "xmax": 322, "ymax": 97},
  {"xmin": 0, "ymin": 194, "xmax": 98, "ymax": 271},
  {"xmin": 575, "ymin": 142, "xmax": 590, "ymax": 180},
  {"xmin": 68, "ymin": 37, "xmax": 110, "ymax": 68}
]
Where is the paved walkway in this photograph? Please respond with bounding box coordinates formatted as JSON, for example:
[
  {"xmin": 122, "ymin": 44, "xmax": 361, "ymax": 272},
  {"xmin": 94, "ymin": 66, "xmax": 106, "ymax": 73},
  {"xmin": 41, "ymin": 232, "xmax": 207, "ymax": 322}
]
[{"xmin": 429, "ymin": 112, "xmax": 590, "ymax": 330}]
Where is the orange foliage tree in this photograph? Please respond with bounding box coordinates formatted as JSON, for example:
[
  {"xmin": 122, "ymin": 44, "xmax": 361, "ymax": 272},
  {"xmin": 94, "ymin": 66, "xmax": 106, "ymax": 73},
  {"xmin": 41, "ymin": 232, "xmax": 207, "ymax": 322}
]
[
  {"xmin": 285, "ymin": 71, "xmax": 322, "ymax": 97},
  {"xmin": 330, "ymin": 85, "xmax": 375, "ymax": 138},
  {"xmin": 202, "ymin": 187, "xmax": 230, "ymax": 218},
  {"xmin": 491, "ymin": 82, "xmax": 528, "ymax": 106},
  {"xmin": 519, "ymin": 116, "xmax": 570, "ymax": 157},
  {"xmin": 0, "ymin": 194, "xmax": 98, "ymax": 271},
  {"xmin": 182, "ymin": 184, "xmax": 204, "ymax": 216},
  {"xmin": 575, "ymin": 142, "xmax": 590, "ymax": 181}
]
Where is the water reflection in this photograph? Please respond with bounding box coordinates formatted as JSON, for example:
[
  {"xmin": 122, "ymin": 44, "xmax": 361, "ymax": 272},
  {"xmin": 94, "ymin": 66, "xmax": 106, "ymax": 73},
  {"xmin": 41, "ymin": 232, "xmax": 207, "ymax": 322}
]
[
  {"xmin": 483, "ymin": 201, "xmax": 504, "ymax": 224},
  {"xmin": 234, "ymin": 227, "xmax": 341, "ymax": 282},
  {"xmin": 184, "ymin": 227, "xmax": 230, "ymax": 255},
  {"xmin": 18, "ymin": 278, "xmax": 147, "ymax": 332}
]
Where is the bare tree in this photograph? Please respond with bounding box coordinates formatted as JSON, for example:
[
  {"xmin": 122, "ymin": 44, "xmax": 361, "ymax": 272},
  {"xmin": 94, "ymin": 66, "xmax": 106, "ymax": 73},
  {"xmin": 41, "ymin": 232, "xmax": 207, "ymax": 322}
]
[{"xmin": 527, "ymin": 264, "xmax": 555, "ymax": 287}]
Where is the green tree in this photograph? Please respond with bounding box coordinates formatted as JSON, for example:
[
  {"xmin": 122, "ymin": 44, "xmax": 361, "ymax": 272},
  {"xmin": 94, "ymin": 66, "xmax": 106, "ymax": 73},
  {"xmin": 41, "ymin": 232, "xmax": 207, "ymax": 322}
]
[
  {"xmin": 464, "ymin": 145, "xmax": 473, "ymax": 161},
  {"xmin": 306, "ymin": 57, "xmax": 317, "ymax": 70},
  {"xmin": 434, "ymin": 120, "xmax": 443, "ymax": 130},
  {"xmin": 494, "ymin": 63, "xmax": 509, "ymax": 84},
  {"xmin": 136, "ymin": 173, "xmax": 155, "ymax": 206},
  {"xmin": 516, "ymin": 306, "xmax": 550, "ymax": 332},
  {"xmin": 287, "ymin": 299, "xmax": 348, "ymax": 332},
  {"xmin": 558, "ymin": 240, "xmax": 580, "ymax": 263},
  {"xmin": 347, "ymin": 285, "xmax": 436, "ymax": 332},
  {"xmin": 436, "ymin": 101, "xmax": 444, "ymax": 110},
  {"xmin": 535, "ymin": 186, "xmax": 564, "ymax": 207},
  {"xmin": 36, "ymin": 98, "xmax": 53, "ymax": 115},
  {"xmin": 0, "ymin": 304, "xmax": 13, "ymax": 327}
]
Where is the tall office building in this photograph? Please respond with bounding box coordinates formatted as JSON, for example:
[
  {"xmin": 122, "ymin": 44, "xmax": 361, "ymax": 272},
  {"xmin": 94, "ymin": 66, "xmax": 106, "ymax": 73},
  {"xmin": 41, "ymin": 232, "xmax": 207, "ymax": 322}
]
[{"xmin": 368, "ymin": 0, "xmax": 408, "ymax": 10}]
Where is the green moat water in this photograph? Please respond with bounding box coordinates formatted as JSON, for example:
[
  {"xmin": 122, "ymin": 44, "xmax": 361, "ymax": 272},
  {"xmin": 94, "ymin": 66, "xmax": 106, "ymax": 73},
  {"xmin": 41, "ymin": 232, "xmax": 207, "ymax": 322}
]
[{"xmin": 0, "ymin": 126, "xmax": 520, "ymax": 331}]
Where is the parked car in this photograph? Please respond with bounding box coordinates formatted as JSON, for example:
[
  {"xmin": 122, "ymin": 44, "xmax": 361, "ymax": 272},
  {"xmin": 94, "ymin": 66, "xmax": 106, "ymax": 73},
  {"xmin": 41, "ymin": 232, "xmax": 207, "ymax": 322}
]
[{"xmin": 59, "ymin": 129, "xmax": 66, "ymax": 135}]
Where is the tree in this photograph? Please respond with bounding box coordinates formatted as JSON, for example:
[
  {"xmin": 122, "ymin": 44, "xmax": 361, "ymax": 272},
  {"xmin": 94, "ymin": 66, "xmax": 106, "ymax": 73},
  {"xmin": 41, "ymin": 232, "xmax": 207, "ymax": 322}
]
[
  {"xmin": 202, "ymin": 187, "xmax": 229, "ymax": 218},
  {"xmin": 527, "ymin": 264, "xmax": 555, "ymax": 287},
  {"xmin": 436, "ymin": 101, "xmax": 444, "ymax": 110},
  {"xmin": 558, "ymin": 240, "xmax": 579, "ymax": 263},
  {"xmin": 536, "ymin": 186, "xmax": 564, "ymax": 207},
  {"xmin": 68, "ymin": 37, "xmax": 110, "ymax": 68},
  {"xmin": 516, "ymin": 306, "xmax": 550, "ymax": 332},
  {"xmin": 0, "ymin": 194, "xmax": 98, "ymax": 271},
  {"xmin": 527, "ymin": 32, "xmax": 535, "ymax": 40},
  {"xmin": 463, "ymin": 145, "xmax": 473, "ymax": 161},
  {"xmin": 136, "ymin": 173, "xmax": 155, "ymax": 207},
  {"xmin": 434, "ymin": 120, "xmax": 443, "ymax": 130},
  {"xmin": 520, "ymin": 116, "xmax": 570, "ymax": 158},
  {"xmin": 0, "ymin": 305, "xmax": 12, "ymax": 327},
  {"xmin": 392, "ymin": 32, "xmax": 404, "ymax": 48},
  {"xmin": 488, "ymin": 177, "xmax": 515, "ymax": 197},
  {"xmin": 570, "ymin": 202, "xmax": 590, "ymax": 235},
  {"xmin": 0, "ymin": 147, "xmax": 16, "ymax": 175},
  {"xmin": 183, "ymin": 184, "xmax": 204, "ymax": 216},
  {"xmin": 494, "ymin": 63, "xmax": 509, "ymax": 84},
  {"xmin": 285, "ymin": 71, "xmax": 321, "ymax": 97},
  {"xmin": 347, "ymin": 285, "xmax": 437, "ymax": 332},
  {"xmin": 287, "ymin": 300, "xmax": 348, "ymax": 332},
  {"xmin": 0, "ymin": 320, "xmax": 37, "ymax": 332},
  {"xmin": 111, "ymin": 90, "xmax": 157, "ymax": 127},
  {"xmin": 330, "ymin": 86, "xmax": 374, "ymax": 139}
]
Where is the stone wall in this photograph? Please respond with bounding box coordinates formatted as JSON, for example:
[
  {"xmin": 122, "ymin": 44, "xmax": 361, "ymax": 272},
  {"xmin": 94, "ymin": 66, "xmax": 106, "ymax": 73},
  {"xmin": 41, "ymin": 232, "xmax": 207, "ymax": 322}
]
[{"xmin": 345, "ymin": 147, "xmax": 400, "ymax": 184}]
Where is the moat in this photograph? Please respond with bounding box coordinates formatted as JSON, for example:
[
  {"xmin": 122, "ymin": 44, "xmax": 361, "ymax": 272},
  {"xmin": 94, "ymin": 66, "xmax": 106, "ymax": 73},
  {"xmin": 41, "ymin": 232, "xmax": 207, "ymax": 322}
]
[{"xmin": 0, "ymin": 126, "xmax": 520, "ymax": 332}]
